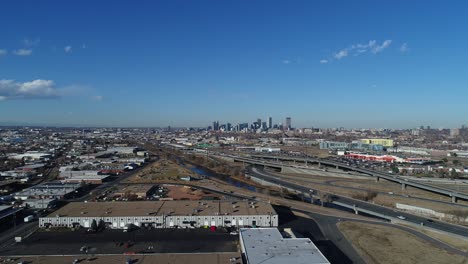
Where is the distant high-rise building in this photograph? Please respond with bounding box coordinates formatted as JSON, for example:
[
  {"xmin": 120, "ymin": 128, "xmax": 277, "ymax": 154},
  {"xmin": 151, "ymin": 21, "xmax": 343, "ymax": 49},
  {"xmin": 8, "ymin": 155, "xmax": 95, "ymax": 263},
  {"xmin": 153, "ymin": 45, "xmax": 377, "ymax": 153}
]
[
  {"xmin": 226, "ymin": 123, "xmax": 232, "ymax": 131},
  {"xmin": 285, "ymin": 117, "xmax": 292, "ymax": 130},
  {"xmin": 268, "ymin": 117, "xmax": 272, "ymax": 129},
  {"xmin": 262, "ymin": 122, "xmax": 267, "ymax": 130},
  {"xmin": 213, "ymin": 121, "xmax": 219, "ymax": 131}
]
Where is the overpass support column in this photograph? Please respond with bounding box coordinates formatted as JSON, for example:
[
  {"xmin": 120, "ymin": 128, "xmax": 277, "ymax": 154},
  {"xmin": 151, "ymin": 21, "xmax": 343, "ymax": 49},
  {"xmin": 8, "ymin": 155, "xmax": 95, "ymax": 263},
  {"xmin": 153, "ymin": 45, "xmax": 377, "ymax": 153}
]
[
  {"xmin": 401, "ymin": 183, "xmax": 406, "ymax": 190},
  {"xmin": 336, "ymin": 165, "xmax": 339, "ymax": 169},
  {"xmin": 452, "ymin": 196, "xmax": 457, "ymax": 203},
  {"xmin": 376, "ymin": 176, "xmax": 380, "ymax": 182},
  {"xmin": 318, "ymin": 162, "xmax": 321, "ymax": 168},
  {"xmin": 353, "ymin": 205, "xmax": 359, "ymax": 215}
]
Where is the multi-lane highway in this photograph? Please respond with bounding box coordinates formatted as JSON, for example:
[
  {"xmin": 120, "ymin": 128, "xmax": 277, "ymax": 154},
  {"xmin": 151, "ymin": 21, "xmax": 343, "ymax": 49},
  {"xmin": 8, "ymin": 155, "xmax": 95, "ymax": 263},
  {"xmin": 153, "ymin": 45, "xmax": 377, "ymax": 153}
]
[
  {"xmin": 247, "ymin": 166, "xmax": 468, "ymax": 238},
  {"xmin": 229, "ymin": 154, "xmax": 468, "ymax": 203}
]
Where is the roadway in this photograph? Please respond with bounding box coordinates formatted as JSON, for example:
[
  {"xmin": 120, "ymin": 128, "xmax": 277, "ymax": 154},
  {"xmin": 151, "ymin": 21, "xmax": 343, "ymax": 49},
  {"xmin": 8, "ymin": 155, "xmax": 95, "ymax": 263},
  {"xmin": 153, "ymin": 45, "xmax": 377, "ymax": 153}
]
[
  {"xmin": 265, "ymin": 170, "xmax": 468, "ymax": 209},
  {"xmin": 229, "ymin": 153, "xmax": 468, "ymax": 202},
  {"xmin": 248, "ymin": 166, "xmax": 468, "ymax": 238}
]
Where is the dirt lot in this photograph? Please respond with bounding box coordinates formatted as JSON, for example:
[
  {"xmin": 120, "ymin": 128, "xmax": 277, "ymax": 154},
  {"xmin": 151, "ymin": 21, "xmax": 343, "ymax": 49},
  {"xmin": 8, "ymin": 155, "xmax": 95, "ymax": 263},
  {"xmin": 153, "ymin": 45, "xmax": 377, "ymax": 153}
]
[
  {"xmin": 125, "ymin": 159, "xmax": 195, "ymax": 183},
  {"xmin": 337, "ymin": 221, "xmax": 468, "ymax": 264},
  {"xmin": 279, "ymin": 145, "xmax": 330, "ymax": 158},
  {"xmin": 165, "ymin": 185, "xmax": 220, "ymax": 200}
]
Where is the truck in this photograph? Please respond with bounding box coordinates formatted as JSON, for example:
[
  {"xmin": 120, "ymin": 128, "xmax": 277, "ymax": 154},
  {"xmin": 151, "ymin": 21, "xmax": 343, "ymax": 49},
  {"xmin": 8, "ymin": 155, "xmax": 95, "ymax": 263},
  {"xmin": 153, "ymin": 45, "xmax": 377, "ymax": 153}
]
[
  {"xmin": 24, "ymin": 215, "xmax": 35, "ymax": 222},
  {"xmin": 123, "ymin": 223, "xmax": 134, "ymax": 232}
]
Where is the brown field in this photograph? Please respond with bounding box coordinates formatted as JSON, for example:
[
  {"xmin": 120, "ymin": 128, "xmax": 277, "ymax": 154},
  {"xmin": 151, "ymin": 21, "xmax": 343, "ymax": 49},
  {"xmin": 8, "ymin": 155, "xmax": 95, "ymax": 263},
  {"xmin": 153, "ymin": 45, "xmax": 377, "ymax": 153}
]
[
  {"xmin": 125, "ymin": 159, "xmax": 195, "ymax": 183},
  {"xmin": 279, "ymin": 145, "xmax": 330, "ymax": 158},
  {"xmin": 165, "ymin": 185, "xmax": 219, "ymax": 200},
  {"xmin": 338, "ymin": 221, "xmax": 468, "ymax": 264},
  {"xmin": 397, "ymin": 223, "xmax": 468, "ymax": 252}
]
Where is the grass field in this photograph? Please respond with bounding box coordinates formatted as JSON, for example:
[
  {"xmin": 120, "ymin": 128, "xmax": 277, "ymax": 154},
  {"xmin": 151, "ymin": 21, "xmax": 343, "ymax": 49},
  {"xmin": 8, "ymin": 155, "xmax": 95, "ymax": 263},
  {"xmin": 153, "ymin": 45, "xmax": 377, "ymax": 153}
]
[{"xmin": 338, "ymin": 221, "xmax": 468, "ymax": 264}]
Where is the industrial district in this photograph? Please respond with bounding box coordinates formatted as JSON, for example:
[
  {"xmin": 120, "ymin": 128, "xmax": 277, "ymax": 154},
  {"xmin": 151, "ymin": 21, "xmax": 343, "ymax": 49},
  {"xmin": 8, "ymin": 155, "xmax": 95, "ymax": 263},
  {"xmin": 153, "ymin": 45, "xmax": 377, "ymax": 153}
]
[{"xmin": 0, "ymin": 119, "xmax": 468, "ymax": 264}]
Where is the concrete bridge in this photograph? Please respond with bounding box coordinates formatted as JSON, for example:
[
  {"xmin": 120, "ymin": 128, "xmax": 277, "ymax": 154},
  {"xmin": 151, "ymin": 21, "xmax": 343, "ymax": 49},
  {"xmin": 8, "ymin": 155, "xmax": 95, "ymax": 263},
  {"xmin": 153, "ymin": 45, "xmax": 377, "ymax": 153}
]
[{"xmin": 217, "ymin": 153, "xmax": 468, "ymax": 203}]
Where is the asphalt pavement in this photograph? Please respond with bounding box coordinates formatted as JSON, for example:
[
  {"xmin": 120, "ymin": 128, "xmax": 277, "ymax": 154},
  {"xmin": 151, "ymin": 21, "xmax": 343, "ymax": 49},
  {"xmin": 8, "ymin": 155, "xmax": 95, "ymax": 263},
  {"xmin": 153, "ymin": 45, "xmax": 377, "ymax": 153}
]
[{"xmin": 0, "ymin": 228, "xmax": 237, "ymax": 256}]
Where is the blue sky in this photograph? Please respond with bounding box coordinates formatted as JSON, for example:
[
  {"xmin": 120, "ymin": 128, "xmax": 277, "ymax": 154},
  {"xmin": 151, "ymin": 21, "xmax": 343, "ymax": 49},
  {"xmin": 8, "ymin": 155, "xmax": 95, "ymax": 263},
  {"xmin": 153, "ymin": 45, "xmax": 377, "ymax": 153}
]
[{"xmin": 0, "ymin": 1, "xmax": 467, "ymax": 128}]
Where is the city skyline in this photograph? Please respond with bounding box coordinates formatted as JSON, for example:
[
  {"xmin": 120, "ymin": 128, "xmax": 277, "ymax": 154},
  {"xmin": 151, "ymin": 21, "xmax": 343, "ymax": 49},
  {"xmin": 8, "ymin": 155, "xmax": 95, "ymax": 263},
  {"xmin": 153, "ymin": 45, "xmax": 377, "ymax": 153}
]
[{"xmin": 1, "ymin": 1, "xmax": 468, "ymax": 128}]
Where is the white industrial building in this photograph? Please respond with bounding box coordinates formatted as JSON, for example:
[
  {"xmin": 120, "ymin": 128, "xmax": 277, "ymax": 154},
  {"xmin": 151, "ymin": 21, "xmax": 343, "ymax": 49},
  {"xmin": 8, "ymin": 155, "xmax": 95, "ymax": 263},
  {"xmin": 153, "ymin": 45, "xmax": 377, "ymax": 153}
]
[
  {"xmin": 14, "ymin": 182, "xmax": 81, "ymax": 200},
  {"xmin": 240, "ymin": 228, "xmax": 330, "ymax": 264},
  {"xmin": 8, "ymin": 152, "xmax": 53, "ymax": 161},
  {"xmin": 23, "ymin": 198, "xmax": 57, "ymax": 209},
  {"xmin": 39, "ymin": 200, "xmax": 278, "ymax": 229}
]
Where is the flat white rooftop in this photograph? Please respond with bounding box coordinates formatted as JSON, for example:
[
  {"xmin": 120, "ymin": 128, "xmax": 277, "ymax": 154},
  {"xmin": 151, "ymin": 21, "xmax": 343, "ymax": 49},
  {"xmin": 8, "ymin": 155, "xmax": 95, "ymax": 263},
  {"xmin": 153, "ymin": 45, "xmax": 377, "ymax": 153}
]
[{"xmin": 240, "ymin": 228, "xmax": 330, "ymax": 264}]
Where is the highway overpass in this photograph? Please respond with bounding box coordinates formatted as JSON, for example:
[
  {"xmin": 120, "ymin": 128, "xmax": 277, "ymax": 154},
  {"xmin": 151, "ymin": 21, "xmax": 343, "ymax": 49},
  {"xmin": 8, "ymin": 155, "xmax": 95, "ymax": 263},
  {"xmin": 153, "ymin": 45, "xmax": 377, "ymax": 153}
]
[
  {"xmin": 222, "ymin": 154, "xmax": 468, "ymax": 203},
  {"xmin": 246, "ymin": 166, "xmax": 468, "ymax": 240}
]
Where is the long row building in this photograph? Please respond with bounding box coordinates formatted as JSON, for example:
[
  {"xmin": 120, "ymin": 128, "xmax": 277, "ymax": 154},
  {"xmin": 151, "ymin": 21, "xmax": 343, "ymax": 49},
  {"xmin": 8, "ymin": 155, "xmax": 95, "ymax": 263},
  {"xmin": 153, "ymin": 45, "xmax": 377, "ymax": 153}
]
[{"xmin": 39, "ymin": 200, "xmax": 278, "ymax": 229}]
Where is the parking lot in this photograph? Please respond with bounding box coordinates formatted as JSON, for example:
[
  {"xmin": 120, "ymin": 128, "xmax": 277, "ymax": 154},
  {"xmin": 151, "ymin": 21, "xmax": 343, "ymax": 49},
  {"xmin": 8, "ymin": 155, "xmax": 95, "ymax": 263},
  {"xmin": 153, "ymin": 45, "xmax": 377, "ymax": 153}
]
[{"xmin": 0, "ymin": 228, "xmax": 238, "ymax": 256}]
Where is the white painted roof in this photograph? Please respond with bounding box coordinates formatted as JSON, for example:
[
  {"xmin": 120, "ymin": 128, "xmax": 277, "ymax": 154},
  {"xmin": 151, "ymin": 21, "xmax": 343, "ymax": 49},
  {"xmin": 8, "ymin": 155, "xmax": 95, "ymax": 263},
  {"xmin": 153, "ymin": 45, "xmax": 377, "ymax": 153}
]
[{"xmin": 240, "ymin": 228, "xmax": 330, "ymax": 264}]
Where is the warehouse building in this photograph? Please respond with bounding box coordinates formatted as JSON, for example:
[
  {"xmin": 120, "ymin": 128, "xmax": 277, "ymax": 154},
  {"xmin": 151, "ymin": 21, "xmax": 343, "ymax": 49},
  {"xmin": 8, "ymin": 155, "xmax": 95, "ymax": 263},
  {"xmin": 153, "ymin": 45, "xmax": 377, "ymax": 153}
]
[
  {"xmin": 23, "ymin": 198, "xmax": 57, "ymax": 209},
  {"xmin": 39, "ymin": 200, "xmax": 278, "ymax": 229},
  {"xmin": 14, "ymin": 182, "xmax": 82, "ymax": 200},
  {"xmin": 240, "ymin": 228, "xmax": 330, "ymax": 264}
]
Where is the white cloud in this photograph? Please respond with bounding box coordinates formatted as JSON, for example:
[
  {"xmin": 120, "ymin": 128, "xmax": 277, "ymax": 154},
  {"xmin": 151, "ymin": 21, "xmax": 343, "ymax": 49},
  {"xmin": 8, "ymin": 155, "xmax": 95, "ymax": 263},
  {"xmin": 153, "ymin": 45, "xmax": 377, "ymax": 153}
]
[
  {"xmin": 329, "ymin": 39, "xmax": 393, "ymax": 61},
  {"xmin": 0, "ymin": 79, "xmax": 63, "ymax": 100},
  {"xmin": 320, "ymin": 59, "xmax": 328, "ymax": 64},
  {"xmin": 334, "ymin": 49, "xmax": 348, "ymax": 60},
  {"xmin": 282, "ymin": 60, "xmax": 291, "ymax": 64},
  {"xmin": 64, "ymin": 46, "xmax": 72, "ymax": 53},
  {"xmin": 400, "ymin": 43, "xmax": 409, "ymax": 53},
  {"xmin": 81, "ymin": 44, "xmax": 87, "ymax": 49},
  {"xmin": 13, "ymin": 49, "xmax": 32, "ymax": 56},
  {"xmin": 371, "ymin": 40, "xmax": 392, "ymax": 54},
  {"xmin": 91, "ymin": 95, "xmax": 103, "ymax": 101},
  {"xmin": 23, "ymin": 38, "xmax": 40, "ymax": 47},
  {"xmin": 0, "ymin": 49, "xmax": 6, "ymax": 56}
]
